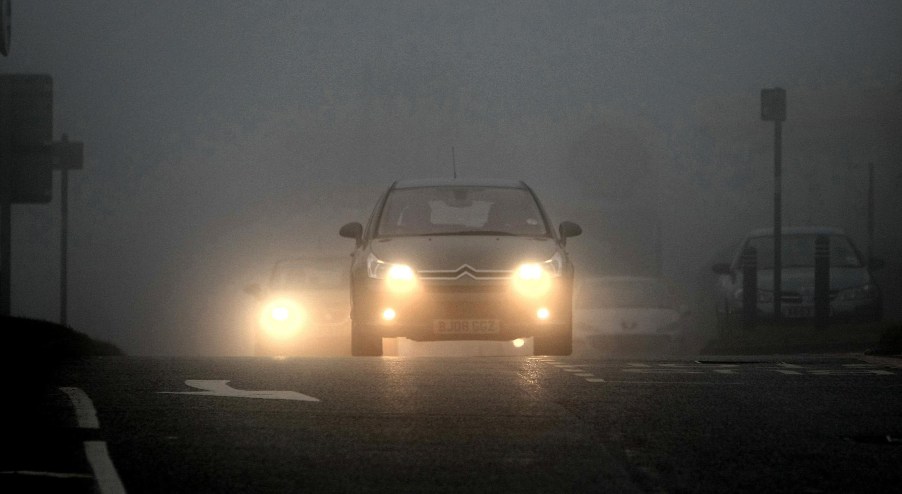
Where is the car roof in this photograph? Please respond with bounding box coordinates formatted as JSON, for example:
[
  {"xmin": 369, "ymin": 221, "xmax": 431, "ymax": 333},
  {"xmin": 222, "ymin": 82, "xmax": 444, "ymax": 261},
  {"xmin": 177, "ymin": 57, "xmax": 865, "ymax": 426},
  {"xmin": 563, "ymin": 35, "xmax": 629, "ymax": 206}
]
[
  {"xmin": 745, "ymin": 226, "xmax": 847, "ymax": 237},
  {"xmin": 392, "ymin": 178, "xmax": 528, "ymax": 189}
]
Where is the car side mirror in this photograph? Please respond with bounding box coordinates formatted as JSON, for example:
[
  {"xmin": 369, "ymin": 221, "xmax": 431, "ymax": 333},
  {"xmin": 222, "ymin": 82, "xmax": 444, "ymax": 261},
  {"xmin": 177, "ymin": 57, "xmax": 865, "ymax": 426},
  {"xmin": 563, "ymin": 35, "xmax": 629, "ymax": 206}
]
[
  {"xmin": 243, "ymin": 283, "xmax": 263, "ymax": 299},
  {"xmin": 340, "ymin": 222, "xmax": 363, "ymax": 246},
  {"xmin": 869, "ymin": 258, "xmax": 885, "ymax": 270},
  {"xmin": 712, "ymin": 263, "xmax": 732, "ymax": 275},
  {"xmin": 559, "ymin": 221, "xmax": 582, "ymax": 245}
]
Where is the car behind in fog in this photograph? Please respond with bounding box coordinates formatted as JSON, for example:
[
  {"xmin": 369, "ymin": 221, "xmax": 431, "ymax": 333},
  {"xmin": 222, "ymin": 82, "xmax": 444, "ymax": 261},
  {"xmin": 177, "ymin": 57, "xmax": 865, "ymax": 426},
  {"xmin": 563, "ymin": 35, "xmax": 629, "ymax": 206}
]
[
  {"xmin": 574, "ymin": 275, "xmax": 690, "ymax": 354},
  {"xmin": 244, "ymin": 256, "xmax": 350, "ymax": 356}
]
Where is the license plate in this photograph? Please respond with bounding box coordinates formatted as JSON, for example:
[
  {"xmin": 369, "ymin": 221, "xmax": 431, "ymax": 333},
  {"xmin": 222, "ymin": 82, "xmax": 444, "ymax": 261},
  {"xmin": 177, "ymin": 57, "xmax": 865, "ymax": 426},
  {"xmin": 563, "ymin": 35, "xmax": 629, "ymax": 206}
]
[
  {"xmin": 784, "ymin": 306, "xmax": 813, "ymax": 318},
  {"xmin": 433, "ymin": 319, "xmax": 500, "ymax": 335}
]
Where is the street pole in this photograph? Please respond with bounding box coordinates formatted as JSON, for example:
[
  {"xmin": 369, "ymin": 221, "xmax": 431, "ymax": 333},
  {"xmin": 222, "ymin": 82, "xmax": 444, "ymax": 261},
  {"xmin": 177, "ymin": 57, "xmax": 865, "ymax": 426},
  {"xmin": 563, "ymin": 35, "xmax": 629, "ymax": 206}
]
[
  {"xmin": 0, "ymin": 78, "xmax": 11, "ymax": 316},
  {"xmin": 773, "ymin": 119, "xmax": 782, "ymax": 322},
  {"xmin": 867, "ymin": 162, "xmax": 874, "ymax": 262},
  {"xmin": 60, "ymin": 135, "xmax": 69, "ymax": 326},
  {"xmin": 761, "ymin": 87, "xmax": 786, "ymax": 323}
]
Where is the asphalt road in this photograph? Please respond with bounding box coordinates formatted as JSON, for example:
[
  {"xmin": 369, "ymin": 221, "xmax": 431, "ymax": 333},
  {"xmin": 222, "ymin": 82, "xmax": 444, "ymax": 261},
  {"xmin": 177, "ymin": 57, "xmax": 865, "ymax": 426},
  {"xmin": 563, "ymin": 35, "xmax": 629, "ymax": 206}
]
[{"xmin": 5, "ymin": 352, "xmax": 902, "ymax": 493}]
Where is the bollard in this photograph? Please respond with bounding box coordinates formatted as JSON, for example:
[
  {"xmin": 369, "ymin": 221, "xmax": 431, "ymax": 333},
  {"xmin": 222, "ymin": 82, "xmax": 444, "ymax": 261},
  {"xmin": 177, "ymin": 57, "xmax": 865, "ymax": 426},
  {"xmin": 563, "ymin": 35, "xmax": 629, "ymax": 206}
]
[
  {"xmin": 742, "ymin": 246, "xmax": 758, "ymax": 331},
  {"xmin": 814, "ymin": 235, "xmax": 830, "ymax": 330}
]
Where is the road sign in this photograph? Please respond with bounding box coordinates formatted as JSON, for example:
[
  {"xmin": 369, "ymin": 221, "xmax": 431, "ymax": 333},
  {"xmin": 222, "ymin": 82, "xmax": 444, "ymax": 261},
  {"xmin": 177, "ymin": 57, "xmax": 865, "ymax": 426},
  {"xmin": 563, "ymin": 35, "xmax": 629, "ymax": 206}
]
[
  {"xmin": 0, "ymin": 0, "xmax": 10, "ymax": 56},
  {"xmin": 761, "ymin": 87, "xmax": 786, "ymax": 122},
  {"xmin": 2, "ymin": 74, "xmax": 54, "ymax": 203}
]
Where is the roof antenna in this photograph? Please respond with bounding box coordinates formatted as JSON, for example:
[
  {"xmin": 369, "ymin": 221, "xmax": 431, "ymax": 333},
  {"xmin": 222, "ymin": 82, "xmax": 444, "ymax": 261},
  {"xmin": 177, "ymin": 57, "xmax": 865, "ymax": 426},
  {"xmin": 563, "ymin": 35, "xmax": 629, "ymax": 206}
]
[{"xmin": 451, "ymin": 146, "xmax": 457, "ymax": 179}]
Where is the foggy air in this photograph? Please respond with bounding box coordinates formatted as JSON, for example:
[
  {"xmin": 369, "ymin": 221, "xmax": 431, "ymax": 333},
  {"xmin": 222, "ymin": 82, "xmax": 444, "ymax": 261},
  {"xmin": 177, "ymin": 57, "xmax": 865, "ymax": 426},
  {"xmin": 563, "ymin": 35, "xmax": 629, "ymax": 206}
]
[{"xmin": 3, "ymin": 1, "xmax": 901, "ymax": 356}]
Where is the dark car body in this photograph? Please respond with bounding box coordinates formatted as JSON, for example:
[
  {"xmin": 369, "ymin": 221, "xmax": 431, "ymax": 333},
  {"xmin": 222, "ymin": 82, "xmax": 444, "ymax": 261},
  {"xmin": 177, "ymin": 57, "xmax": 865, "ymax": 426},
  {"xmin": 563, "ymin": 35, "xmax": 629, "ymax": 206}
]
[
  {"xmin": 712, "ymin": 227, "xmax": 882, "ymax": 326},
  {"xmin": 245, "ymin": 256, "xmax": 351, "ymax": 356},
  {"xmin": 339, "ymin": 178, "xmax": 582, "ymax": 356}
]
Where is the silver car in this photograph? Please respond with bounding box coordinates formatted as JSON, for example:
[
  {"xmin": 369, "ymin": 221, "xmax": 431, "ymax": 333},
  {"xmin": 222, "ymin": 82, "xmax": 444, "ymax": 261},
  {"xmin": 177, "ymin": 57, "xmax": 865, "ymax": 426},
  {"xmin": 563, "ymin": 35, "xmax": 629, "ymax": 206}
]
[{"xmin": 712, "ymin": 227, "xmax": 883, "ymax": 326}]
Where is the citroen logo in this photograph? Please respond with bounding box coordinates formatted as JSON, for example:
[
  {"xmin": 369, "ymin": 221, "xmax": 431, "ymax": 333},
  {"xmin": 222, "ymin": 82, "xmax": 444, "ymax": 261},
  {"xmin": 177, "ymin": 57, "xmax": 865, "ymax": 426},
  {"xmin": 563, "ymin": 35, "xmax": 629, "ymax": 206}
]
[{"xmin": 418, "ymin": 264, "xmax": 511, "ymax": 280}]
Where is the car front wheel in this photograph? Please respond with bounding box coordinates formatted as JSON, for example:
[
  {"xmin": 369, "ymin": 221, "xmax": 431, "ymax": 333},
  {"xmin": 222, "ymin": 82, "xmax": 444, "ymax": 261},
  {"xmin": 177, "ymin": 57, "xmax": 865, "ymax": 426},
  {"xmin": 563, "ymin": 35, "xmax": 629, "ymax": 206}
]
[
  {"xmin": 351, "ymin": 321, "xmax": 383, "ymax": 356},
  {"xmin": 533, "ymin": 324, "xmax": 573, "ymax": 356}
]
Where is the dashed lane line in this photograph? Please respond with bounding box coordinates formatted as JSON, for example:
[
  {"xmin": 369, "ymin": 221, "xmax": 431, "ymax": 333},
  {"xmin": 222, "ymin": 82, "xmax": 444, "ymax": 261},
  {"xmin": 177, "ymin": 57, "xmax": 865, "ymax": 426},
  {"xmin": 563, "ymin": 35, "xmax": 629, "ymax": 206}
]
[{"xmin": 60, "ymin": 387, "xmax": 127, "ymax": 494}]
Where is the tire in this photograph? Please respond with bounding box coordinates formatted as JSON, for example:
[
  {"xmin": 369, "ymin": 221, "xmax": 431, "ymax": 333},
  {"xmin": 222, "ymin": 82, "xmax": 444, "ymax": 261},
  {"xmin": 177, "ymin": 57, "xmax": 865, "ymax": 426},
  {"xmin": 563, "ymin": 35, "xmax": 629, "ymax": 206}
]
[
  {"xmin": 533, "ymin": 324, "xmax": 573, "ymax": 356},
  {"xmin": 351, "ymin": 321, "xmax": 383, "ymax": 356}
]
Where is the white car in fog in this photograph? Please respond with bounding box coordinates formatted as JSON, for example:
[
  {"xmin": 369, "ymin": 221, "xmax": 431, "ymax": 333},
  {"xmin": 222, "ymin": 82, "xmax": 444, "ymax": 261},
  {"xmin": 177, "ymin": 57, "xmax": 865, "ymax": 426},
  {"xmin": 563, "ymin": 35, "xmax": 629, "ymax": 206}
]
[
  {"xmin": 573, "ymin": 276, "xmax": 690, "ymax": 353},
  {"xmin": 244, "ymin": 256, "xmax": 351, "ymax": 356}
]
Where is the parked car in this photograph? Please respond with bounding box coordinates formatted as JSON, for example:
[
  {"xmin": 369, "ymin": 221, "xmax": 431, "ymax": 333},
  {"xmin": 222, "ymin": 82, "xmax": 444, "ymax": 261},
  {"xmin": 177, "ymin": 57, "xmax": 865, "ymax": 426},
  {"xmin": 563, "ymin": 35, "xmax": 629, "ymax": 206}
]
[
  {"xmin": 244, "ymin": 256, "xmax": 351, "ymax": 356},
  {"xmin": 573, "ymin": 275, "xmax": 691, "ymax": 354},
  {"xmin": 712, "ymin": 227, "xmax": 883, "ymax": 327},
  {"xmin": 339, "ymin": 178, "xmax": 582, "ymax": 356}
]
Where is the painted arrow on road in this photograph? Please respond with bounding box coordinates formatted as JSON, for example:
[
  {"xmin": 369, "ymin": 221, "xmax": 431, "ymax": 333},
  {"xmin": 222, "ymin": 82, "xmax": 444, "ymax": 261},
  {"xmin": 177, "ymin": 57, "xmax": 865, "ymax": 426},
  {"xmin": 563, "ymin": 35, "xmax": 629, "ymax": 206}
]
[{"xmin": 160, "ymin": 380, "xmax": 320, "ymax": 402}]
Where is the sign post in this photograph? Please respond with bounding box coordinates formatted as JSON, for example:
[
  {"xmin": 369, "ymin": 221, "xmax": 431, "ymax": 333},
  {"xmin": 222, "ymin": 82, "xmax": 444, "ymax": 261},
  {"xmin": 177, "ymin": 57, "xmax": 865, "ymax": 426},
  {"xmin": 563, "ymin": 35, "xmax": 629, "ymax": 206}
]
[
  {"xmin": 761, "ymin": 88, "xmax": 786, "ymax": 322},
  {"xmin": 0, "ymin": 74, "xmax": 54, "ymax": 316},
  {"xmin": 54, "ymin": 134, "xmax": 83, "ymax": 326}
]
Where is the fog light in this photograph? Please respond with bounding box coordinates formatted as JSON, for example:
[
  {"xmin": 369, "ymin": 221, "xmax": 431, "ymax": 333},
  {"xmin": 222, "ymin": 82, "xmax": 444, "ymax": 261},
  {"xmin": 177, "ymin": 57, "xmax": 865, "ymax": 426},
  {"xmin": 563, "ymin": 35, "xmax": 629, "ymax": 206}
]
[
  {"xmin": 512, "ymin": 338, "xmax": 525, "ymax": 348},
  {"xmin": 271, "ymin": 306, "xmax": 291, "ymax": 321},
  {"xmin": 382, "ymin": 308, "xmax": 397, "ymax": 321},
  {"xmin": 536, "ymin": 307, "xmax": 550, "ymax": 320}
]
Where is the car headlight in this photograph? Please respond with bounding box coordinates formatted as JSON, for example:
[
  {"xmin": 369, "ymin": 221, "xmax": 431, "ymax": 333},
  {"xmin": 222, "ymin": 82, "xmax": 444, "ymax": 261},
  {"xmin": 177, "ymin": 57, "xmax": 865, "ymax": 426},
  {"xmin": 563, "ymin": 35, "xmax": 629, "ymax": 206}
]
[
  {"xmin": 513, "ymin": 252, "xmax": 562, "ymax": 297},
  {"xmin": 836, "ymin": 284, "xmax": 877, "ymax": 302},
  {"xmin": 260, "ymin": 298, "xmax": 307, "ymax": 338},
  {"xmin": 367, "ymin": 253, "xmax": 417, "ymax": 293}
]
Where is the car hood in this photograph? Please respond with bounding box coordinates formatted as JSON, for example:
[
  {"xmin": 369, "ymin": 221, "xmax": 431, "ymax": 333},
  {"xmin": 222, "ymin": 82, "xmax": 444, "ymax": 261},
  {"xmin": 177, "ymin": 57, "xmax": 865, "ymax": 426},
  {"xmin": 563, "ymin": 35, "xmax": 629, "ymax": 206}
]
[
  {"xmin": 751, "ymin": 267, "xmax": 872, "ymax": 291},
  {"xmin": 574, "ymin": 308, "xmax": 680, "ymax": 335},
  {"xmin": 370, "ymin": 236, "xmax": 559, "ymax": 271}
]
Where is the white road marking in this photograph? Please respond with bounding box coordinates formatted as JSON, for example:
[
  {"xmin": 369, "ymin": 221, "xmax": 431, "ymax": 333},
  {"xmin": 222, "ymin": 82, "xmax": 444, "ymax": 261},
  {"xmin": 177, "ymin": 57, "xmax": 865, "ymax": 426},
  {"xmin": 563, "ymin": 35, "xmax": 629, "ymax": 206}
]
[
  {"xmin": 84, "ymin": 441, "xmax": 127, "ymax": 494},
  {"xmin": 808, "ymin": 369, "xmax": 895, "ymax": 376},
  {"xmin": 160, "ymin": 380, "xmax": 320, "ymax": 401},
  {"xmin": 59, "ymin": 387, "xmax": 127, "ymax": 494},
  {"xmin": 778, "ymin": 362, "xmax": 804, "ymax": 368},
  {"xmin": 623, "ymin": 368, "xmax": 704, "ymax": 374},
  {"xmin": 0, "ymin": 470, "xmax": 93, "ymax": 479},
  {"xmin": 60, "ymin": 387, "xmax": 100, "ymax": 429},
  {"xmin": 575, "ymin": 373, "xmax": 594, "ymax": 377},
  {"xmin": 585, "ymin": 378, "xmax": 606, "ymax": 383}
]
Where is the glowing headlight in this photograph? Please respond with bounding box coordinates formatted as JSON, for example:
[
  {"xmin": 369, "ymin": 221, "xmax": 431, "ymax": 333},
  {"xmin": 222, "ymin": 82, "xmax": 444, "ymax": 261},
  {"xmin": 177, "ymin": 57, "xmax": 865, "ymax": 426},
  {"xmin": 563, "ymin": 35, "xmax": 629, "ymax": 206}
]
[
  {"xmin": 260, "ymin": 298, "xmax": 307, "ymax": 338},
  {"xmin": 516, "ymin": 263, "xmax": 545, "ymax": 281},
  {"xmin": 387, "ymin": 264, "xmax": 415, "ymax": 281},
  {"xmin": 367, "ymin": 253, "xmax": 417, "ymax": 293},
  {"xmin": 513, "ymin": 253, "xmax": 562, "ymax": 297}
]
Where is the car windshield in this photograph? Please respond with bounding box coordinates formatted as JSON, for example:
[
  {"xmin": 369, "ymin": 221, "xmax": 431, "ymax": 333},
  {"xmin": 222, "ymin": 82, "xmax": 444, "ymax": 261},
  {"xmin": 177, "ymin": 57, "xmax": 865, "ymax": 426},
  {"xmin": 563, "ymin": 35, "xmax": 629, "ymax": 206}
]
[
  {"xmin": 577, "ymin": 279, "xmax": 677, "ymax": 309},
  {"xmin": 270, "ymin": 260, "xmax": 347, "ymax": 290},
  {"xmin": 740, "ymin": 234, "xmax": 863, "ymax": 269},
  {"xmin": 376, "ymin": 186, "xmax": 550, "ymax": 237}
]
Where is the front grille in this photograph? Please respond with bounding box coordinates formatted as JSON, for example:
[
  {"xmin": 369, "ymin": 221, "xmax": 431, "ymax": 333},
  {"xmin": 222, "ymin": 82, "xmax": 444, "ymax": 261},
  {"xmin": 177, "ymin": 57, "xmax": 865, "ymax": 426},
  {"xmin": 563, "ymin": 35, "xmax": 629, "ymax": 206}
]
[
  {"xmin": 418, "ymin": 264, "xmax": 512, "ymax": 281},
  {"xmin": 421, "ymin": 283, "xmax": 508, "ymax": 294},
  {"xmin": 780, "ymin": 291, "xmax": 838, "ymax": 304}
]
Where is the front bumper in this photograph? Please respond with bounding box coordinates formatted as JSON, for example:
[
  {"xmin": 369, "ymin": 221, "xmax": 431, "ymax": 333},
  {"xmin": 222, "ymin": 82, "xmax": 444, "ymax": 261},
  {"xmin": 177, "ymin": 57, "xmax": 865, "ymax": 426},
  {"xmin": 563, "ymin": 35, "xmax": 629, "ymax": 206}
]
[
  {"xmin": 352, "ymin": 278, "xmax": 572, "ymax": 341},
  {"xmin": 726, "ymin": 299, "xmax": 881, "ymax": 322}
]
